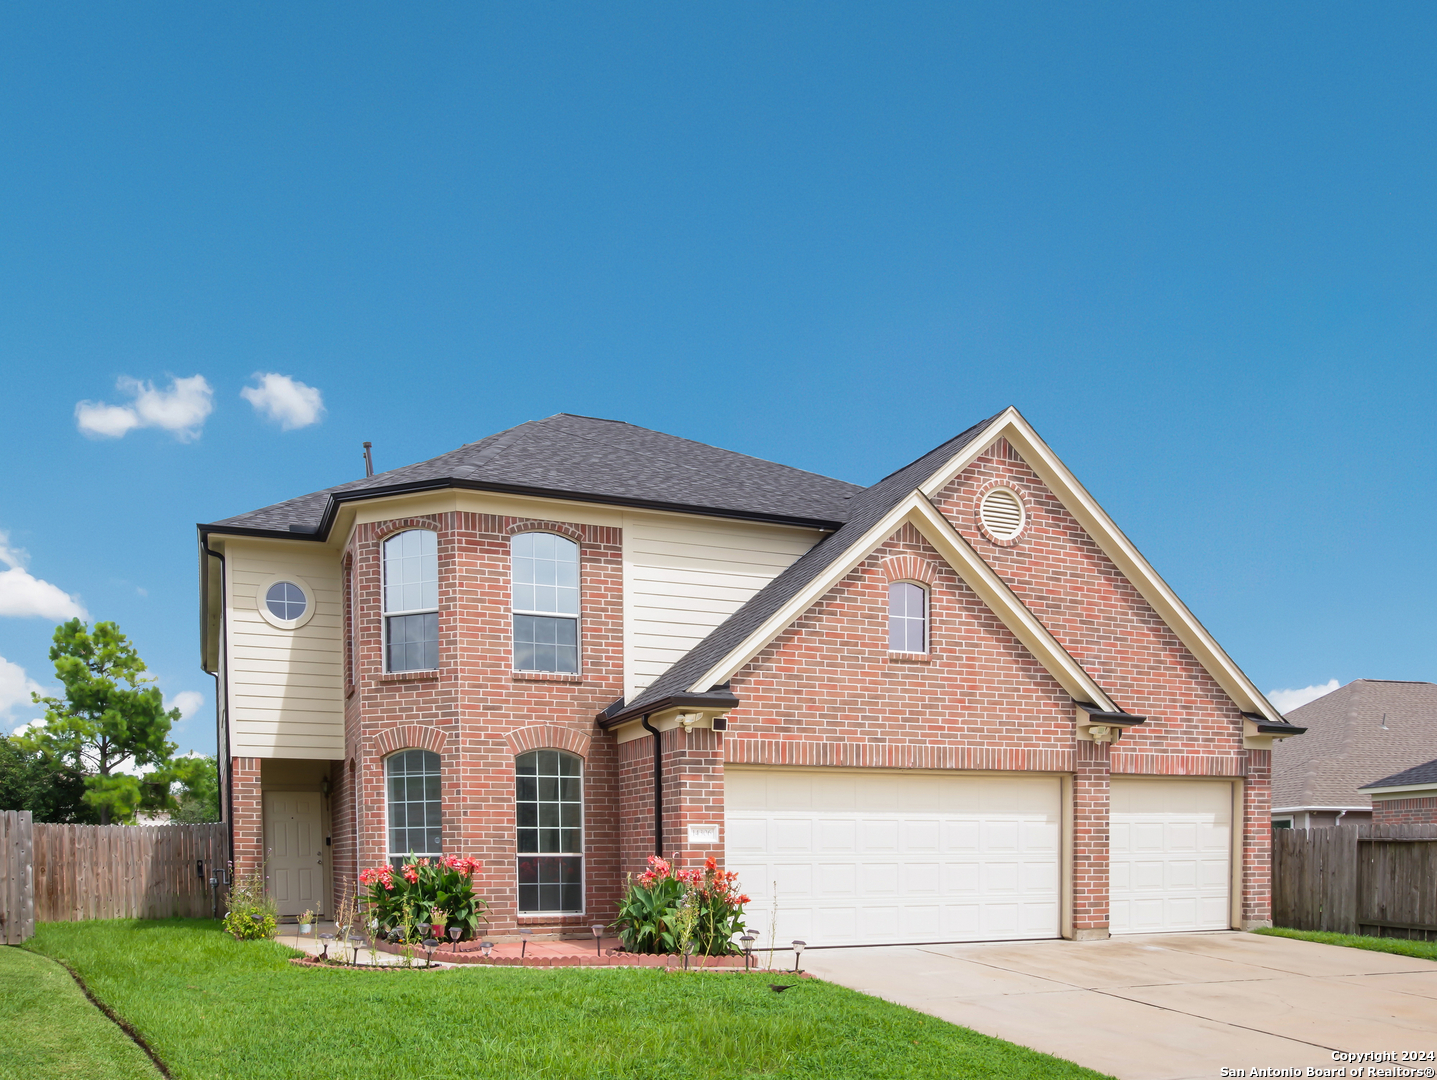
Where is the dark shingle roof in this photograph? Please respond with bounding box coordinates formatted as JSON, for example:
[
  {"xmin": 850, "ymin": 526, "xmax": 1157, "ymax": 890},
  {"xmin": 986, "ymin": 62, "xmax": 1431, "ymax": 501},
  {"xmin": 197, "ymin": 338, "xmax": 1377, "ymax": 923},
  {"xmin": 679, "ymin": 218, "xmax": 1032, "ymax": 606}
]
[
  {"xmin": 615, "ymin": 411, "xmax": 1004, "ymax": 717},
  {"xmin": 1271, "ymin": 680, "xmax": 1437, "ymax": 810},
  {"xmin": 1361, "ymin": 756, "xmax": 1437, "ymax": 791},
  {"xmin": 204, "ymin": 414, "xmax": 864, "ymax": 536}
]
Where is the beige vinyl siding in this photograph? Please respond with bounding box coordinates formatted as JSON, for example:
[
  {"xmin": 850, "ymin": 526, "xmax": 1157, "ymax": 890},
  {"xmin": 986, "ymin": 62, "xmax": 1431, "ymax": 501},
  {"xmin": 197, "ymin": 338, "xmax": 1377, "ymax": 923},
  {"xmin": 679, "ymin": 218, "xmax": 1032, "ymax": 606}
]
[
  {"xmin": 623, "ymin": 514, "xmax": 822, "ymax": 701},
  {"xmin": 226, "ymin": 539, "xmax": 344, "ymax": 758}
]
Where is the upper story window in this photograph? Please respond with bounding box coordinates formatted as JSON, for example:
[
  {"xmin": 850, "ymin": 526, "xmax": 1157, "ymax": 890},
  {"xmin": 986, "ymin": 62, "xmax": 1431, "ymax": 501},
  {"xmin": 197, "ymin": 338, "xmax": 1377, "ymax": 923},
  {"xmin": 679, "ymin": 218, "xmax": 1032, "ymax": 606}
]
[
  {"xmin": 386, "ymin": 749, "xmax": 441, "ymax": 868},
  {"xmin": 888, "ymin": 581, "xmax": 927, "ymax": 653},
  {"xmin": 257, "ymin": 575, "xmax": 316, "ymax": 630},
  {"xmin": 510, "ymin": 533, "xmax": 579, "ymax": 673},
  {"xmin": 383, "ymin": 529, "xmax": 438, "ymax": 672}
]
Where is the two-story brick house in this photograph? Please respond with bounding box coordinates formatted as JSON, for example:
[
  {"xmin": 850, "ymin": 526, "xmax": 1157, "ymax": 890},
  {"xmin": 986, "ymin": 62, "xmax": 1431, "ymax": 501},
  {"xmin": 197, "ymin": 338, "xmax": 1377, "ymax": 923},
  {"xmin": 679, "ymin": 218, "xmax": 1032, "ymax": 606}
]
[{"xmin": 197, "ymin": 408, "xmax": 1302, "ymax": 945}]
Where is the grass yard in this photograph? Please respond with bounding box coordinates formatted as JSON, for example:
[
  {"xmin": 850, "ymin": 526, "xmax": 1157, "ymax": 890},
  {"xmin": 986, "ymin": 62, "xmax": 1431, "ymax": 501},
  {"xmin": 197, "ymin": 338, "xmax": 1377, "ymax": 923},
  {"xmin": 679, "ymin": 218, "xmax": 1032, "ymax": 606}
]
[
  {"xmin": 1254, "ymin": 926, "xmax": 1437, "ymax": 962},
  {"xmin": 22, "ymin": 920, "xmax": 1109, "ymax": 1080},
  {"xmin": 0, "ymin": 944, "xmax": 159, "ymax": 1080}
]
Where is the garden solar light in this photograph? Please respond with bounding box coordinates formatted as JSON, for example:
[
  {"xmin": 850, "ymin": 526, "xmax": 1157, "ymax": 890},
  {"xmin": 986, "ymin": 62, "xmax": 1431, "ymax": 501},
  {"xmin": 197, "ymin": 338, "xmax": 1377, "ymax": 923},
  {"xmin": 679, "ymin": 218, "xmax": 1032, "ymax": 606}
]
[
  {"xmin": 791, "ymin": 940, "xmax": 806, "ymax": 973},
  {"xmin": 319, "ymin": 933, "xmax": 333, "ymax": 960},
  {"xmin": 348, "ymin": 934, "xmax": 364, "ymax": 964},
  {"xmin": 481, "ymin": 940, "xmax": 493, "ymax": 959},
  {"xmin": 519, "ymin": 928, "xmax": 532, "ymax": 960},
  {"xmin": 739, "ymin": 933, "xmax": 756, "ymax": 971},
  {"xmin": 448, "ymin": 926, "xmax": 462, "ymax": 953},
  {"xmin": 591, "ymin": 924, "xmax": 604, "ymax": 956},
  {"xmin": 423, "ymin": 938, "xmax": 438, "ymax": 967}
]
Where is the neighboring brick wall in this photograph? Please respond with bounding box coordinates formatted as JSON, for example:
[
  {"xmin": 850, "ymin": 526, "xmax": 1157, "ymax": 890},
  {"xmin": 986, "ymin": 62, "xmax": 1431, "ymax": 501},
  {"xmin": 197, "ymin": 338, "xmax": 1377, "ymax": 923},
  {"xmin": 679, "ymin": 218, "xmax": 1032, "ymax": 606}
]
[{"xmin": 1372, "ymin": 796, "xmax": 1437, "ymax": 826}]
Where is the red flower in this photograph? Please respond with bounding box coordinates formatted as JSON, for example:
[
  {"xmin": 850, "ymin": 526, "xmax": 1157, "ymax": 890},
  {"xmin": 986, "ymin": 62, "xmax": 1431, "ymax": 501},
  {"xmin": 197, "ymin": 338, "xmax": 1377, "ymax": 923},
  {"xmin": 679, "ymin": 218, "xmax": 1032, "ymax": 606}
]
[
  {"xmin": 705, "ymin": 856, "xmax": 717, "ymax": 872},
  {"xmin": 402, "ymin": 864, "xmax": 418, "ymax": 884}
]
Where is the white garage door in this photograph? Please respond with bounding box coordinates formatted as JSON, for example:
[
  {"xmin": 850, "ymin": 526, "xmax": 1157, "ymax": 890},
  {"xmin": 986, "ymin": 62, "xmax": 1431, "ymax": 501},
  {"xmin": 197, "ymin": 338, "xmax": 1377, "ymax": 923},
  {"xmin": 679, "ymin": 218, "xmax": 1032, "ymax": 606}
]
[
  {"xmin": 725, "ymin": 767, "xmax": 1061, "ymax": 947},
  {"xmin": 1110, "ymin": 779, "xmax": 1232, "ymax": 935}
]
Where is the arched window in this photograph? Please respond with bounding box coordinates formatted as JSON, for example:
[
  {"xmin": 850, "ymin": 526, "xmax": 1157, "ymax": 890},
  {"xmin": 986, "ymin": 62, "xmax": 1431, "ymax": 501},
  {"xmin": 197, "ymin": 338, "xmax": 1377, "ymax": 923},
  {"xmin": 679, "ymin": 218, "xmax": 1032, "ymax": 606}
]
[
  {"xmin": 383, "ymin": 529, "xmax": 438, "ymax": 672},
  {"xmin": 386, "ymin": 749, "xmax": 441, "ymax": 868},
  {"xmin": 515, "ymin": 750, "xmax": 583, "ymax": 912},
  {"xmin": 888, "ymin": 581, "xmax": 927, "ymax": 653},
  {"xmin": 510, "ymin": 533, "xmax": 579, "ymax": 673}
]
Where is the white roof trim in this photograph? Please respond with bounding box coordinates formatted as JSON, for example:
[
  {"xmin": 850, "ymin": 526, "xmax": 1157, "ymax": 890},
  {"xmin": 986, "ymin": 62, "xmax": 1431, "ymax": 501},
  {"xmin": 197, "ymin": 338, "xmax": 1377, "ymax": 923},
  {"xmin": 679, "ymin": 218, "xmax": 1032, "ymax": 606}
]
[
  {"xmin": 1271, "ymin": 805, "xmax": 1374, "ymax": 814},
  {"xmin": 1362, "ymin": 782, "xmax": 1437, "ymax": 797},
  {"xmin": 689, "ymin": 489, "xmax": 1118, "ymax": 712},
  {"xmin": 916, "ymin": 407, "xmax": 1285, "ymax": 725}
]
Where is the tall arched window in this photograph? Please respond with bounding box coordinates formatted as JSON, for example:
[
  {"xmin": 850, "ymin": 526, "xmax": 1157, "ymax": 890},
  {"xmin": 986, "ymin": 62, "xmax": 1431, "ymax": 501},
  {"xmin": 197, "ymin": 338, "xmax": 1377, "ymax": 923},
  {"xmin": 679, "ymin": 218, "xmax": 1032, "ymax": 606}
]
[
  {"xmin": 888, "ymin": 581, "xmax": 927, "ymax": 653},
  {"xmin": 510, "ymin": 533, "xmax": 579, "ymax": 673},
  {"xmin": 383, "ymin": 529, "xmax": 438, "ymax": 672},
  {"xmin": 515, "ymin": 750, "xmax": 583, "ymax": 912},
  {"xmin": 386, "ymin": 749, "xmax": 442, "ymax": 868}
]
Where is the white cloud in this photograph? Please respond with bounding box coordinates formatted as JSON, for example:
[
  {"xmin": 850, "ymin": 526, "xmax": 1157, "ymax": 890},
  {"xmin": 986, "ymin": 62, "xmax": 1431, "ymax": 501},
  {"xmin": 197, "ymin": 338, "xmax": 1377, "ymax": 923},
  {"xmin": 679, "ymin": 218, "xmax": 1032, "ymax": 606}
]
[
  {"xmin": 168, "ymin": 690, "xmax": 205, "ymax": 720},
  {"xmin": 75, "ymin": 375, "xmax": 214, "ymax": 442},
  {"xmin": 1267, "ymin": 679, "xmax": 1341, "ymax": 715},
  {"xmin": 0, "ymin": 530, "xmax": 86, "ymax": 620},
  {"xmin": 0, "ymin": 654, "xmax": 42, "ymax": 723},
  {"xmin": 241, "ymin": 373, "xmax": 325, "ymax": 430}
]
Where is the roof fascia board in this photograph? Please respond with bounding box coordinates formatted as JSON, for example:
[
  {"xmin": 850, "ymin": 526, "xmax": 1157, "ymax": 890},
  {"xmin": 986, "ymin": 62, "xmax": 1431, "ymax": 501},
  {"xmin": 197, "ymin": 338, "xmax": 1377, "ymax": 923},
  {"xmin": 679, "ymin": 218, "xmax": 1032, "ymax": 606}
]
[
  {"xmin": 688, "ymin": 490, "xmax": 1118, "ymax": 711},
  {"xmin": 919, "ymin": 409, "xmax": 1285, "ymax": 725},
  {"xmin": 1271, "ymin": 805, "xmax": 1374, "ymax": 813},
  {"xmin": 199, "ymin": 477, "xmax": 849, "ymax": 543}
]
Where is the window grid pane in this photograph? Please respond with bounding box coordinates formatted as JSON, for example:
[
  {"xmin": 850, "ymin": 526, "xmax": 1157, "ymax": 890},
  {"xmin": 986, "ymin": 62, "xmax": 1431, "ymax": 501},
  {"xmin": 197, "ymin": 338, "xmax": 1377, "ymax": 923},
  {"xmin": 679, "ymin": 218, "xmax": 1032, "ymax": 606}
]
[
  {"xmin": 888, "ymin": 582, "xmax": 927, "ymax": 653},
  {"xmin": 386, "ymin": 612, "xmax": 438, "ymax": 672},
  {"xmin": 515, "ymin": 749, "xmax": 582, "ymax": 913},
  {"xmin": 383, "ymin": 529, "xmax": 438, "ymax": 614},
  {"xmin": 387, "ymin": 749, "xmax": 442, "ymax": 867},
  {"xmin": 265, "ymin": 581, "xmax": 307, "ymax": 621},
  {"xmin": 513, "ymin": 614, "xmax": 578, "ymax": 673},
  {"xmin": 510, "ymin": 533, "xmax": 579, "ymax": 615}
]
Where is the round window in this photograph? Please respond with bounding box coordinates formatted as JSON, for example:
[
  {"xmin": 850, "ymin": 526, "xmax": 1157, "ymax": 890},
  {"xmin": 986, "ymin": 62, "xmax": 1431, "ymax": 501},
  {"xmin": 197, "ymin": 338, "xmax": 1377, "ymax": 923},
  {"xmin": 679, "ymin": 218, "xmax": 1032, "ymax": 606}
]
[
  {"xmin": 265, "ymin": 581, "xmax": 308, "ymax": 621},
  {"xmin": 980, "ymin": 487, "xmax": 1026, "ymax": 540}
]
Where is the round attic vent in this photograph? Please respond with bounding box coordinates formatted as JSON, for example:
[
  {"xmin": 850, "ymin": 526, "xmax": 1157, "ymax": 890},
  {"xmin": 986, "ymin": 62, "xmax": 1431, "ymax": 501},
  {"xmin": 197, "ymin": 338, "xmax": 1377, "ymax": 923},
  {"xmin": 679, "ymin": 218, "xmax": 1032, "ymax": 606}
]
[{"xmin": 980, "ymin": 487, "xmax": 1026, "ymax": 540}]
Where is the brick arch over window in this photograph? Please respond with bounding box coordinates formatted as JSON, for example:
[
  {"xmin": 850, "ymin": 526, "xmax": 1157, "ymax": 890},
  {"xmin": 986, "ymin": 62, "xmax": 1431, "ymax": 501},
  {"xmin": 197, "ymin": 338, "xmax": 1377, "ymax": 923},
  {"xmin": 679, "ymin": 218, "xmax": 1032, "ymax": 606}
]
[
  {"xmin": 880, "ymin": 554, "xmax": 938, "ymax": 586},
  {"xmin": 372, "ymin": 516, "xmax": 447, "ymax": 542},
  {"xmin": 373, "ymin": 725, "xmax": 448, "ymax": 757},
  {"xmin": 505, "ymin": 520, "xmax": 584, "ymax": 543},
  {"xmin": 504, "ymin": 724, "xmax": 591, "ymax": 759}
]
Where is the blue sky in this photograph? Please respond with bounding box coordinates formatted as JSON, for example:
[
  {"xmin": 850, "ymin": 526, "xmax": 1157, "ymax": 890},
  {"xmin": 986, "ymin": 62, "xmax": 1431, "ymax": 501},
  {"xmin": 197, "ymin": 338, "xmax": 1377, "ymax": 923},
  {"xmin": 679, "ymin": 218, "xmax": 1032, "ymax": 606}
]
[{"xmin": 2, "ymin": 3, "xmax": 1434, "ymax": 754}]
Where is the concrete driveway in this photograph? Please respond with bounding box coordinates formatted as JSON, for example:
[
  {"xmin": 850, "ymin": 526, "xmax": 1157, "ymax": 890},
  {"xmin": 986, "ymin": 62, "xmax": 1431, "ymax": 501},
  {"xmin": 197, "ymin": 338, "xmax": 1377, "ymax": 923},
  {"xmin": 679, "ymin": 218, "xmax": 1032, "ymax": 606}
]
[{"xmin": 801, "ymin": 932, "xmax": 1437, "ymax": 1080}]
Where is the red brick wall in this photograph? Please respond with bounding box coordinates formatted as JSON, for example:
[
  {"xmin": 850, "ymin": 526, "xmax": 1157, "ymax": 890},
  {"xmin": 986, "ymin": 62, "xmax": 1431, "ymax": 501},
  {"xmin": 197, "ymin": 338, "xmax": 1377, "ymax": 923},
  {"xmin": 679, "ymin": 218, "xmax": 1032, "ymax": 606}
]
[
  {"xmin": 230, "ymin": 757, "xmax": 263, "ymax": 879},
  {"xmin": 1242, "ymin": 751, "xmax": 1271, "ymax": 925},
  {"xmin": 1072, "ymin": 740, "xmax": 1111, "ymax": 933},
  {"xmin": 339, "ymin": 512, "xmax": 625, "ymax": 936},
  {"xmin": 1372, "ymin": 796, "xmax": 1437, "ymax": 826}
]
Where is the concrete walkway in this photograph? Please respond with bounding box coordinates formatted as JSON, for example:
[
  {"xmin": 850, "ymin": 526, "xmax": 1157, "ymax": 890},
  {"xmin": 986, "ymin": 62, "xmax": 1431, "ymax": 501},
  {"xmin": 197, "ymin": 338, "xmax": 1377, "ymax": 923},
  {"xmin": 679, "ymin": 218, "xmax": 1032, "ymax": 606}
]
[{"xmin": 801, "ymin": 932, "xmax": 1437, "ymax": 1080}]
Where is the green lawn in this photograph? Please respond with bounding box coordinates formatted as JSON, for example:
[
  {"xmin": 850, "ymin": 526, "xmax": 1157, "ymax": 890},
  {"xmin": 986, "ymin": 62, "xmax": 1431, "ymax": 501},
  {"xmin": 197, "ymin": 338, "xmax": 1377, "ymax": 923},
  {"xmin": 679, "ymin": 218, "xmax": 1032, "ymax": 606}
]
[
  {"xmin": 1254, "ymin": 926, "xmax": 1437, "ymax": 962},
  {"xmin": 21, "ymin": 920, "xmax": 1110, "ymax": 1080},
  {"xmin": 0, "ymin": 944, "xmax": 159, "ymax": 1080}
]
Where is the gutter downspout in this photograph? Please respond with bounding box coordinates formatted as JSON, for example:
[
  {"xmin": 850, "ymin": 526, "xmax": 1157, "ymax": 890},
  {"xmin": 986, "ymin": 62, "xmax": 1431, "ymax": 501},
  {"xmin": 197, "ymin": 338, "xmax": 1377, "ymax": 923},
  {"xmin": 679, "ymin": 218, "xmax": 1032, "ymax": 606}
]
[
  {"xmin": 641, "ymin": 715, "xmax": 661, "ymax": 856},
  {"xmin": 203, "ymin": 540, "xmax": 234, "ymax": 878}
]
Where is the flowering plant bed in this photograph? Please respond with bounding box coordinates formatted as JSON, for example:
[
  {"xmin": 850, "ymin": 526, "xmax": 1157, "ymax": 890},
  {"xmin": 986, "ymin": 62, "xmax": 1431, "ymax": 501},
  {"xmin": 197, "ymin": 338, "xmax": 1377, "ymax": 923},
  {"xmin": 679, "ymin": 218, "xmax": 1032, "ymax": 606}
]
[
  {"xmin": 359, "ymin": 854, "xmax": 488, "ymax": 942},
  {"xmin": 613, "ymin": 856, "xmax": 749, "ymax": 955}
]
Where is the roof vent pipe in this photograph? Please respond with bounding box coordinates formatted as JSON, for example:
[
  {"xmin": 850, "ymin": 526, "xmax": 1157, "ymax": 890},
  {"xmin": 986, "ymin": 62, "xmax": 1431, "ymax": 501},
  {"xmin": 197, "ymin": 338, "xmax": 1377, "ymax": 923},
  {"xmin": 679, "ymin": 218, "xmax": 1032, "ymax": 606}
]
[{"xmin": 363, "ymin": 442, "xmax": 374, "ymax": 478}]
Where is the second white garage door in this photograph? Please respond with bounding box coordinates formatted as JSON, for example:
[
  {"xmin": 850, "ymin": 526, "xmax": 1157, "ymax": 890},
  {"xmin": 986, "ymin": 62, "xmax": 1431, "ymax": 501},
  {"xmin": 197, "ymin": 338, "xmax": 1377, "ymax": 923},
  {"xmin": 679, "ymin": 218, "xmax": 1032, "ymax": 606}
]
[
  {"xmin": 725, "ymin": 767, "xmax": 1061, "ymax": 947},
  {"xmin": 1109, "ymin": 779, "xmax": 1233, "ymax": 935}
]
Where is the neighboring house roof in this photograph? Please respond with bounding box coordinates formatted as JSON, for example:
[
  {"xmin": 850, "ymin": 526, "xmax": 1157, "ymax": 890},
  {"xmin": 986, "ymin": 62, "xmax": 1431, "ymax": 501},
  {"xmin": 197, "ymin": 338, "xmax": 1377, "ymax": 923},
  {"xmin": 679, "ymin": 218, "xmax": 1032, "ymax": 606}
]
[
  {"xmin": 1361, "ymin": 756, "xmax": 1437, "ymax": 793},
  {"xmin": 1271, "ymin": 680, "xmax": 1437, "ymax": 811},
  {"xmin": 201, "ymin": 413, "xmax": 864, "ymax": 536}
]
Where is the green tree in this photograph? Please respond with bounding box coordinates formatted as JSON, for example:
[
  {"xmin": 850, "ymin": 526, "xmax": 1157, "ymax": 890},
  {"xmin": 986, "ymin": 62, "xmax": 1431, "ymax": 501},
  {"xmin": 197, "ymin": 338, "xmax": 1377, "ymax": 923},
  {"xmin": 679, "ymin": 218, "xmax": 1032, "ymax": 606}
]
[
  {"xmin": 18, "ymin": 619, "xmax": 180, "ymax": 825},
  {"xmin": 167, "ymin": 754, "xmax": 220, "ymax": 823},
  {"xmin": 0, "ymin": 737, "xmax": 97, "ymax": 822}
]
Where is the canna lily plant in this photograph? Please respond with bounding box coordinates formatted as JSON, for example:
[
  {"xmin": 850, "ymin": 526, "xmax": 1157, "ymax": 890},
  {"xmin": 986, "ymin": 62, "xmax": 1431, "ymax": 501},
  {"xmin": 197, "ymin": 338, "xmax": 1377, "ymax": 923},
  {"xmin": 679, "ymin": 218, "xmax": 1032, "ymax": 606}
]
[{"xmin": 359, "ymin": 854, "xmax": 488, "ymax": 942}]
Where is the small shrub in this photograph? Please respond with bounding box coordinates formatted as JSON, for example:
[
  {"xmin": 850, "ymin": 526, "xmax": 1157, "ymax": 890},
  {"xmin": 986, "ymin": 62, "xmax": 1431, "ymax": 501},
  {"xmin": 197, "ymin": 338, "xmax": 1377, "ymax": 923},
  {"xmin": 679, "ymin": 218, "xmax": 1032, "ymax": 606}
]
[
  {"xmin": 613, "ymin": 856, "xmax": 749, "ymax": 956},
  {"xmin": 359, "ymin": 855, "xmax": 488, "ymax": 942},
  {"xmin": 223, "ymin": 867, "xmax": 277, "ymax": 940}
]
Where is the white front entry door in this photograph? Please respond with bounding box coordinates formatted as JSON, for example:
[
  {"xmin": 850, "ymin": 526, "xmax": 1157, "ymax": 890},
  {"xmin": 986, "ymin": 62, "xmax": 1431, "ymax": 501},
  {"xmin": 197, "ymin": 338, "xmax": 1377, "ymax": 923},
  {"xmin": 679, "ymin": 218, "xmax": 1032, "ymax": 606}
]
[
  {"xmin": 264, "ymin": 791, "xmax": 325, "ymax": 917},
  {"xmin": 725, "ymin": 767, "xmax": 1061, "ymax": 947},
  {"xmin": 1109, "ymin": 779, "xmax": 1232, "ymax": 934}
]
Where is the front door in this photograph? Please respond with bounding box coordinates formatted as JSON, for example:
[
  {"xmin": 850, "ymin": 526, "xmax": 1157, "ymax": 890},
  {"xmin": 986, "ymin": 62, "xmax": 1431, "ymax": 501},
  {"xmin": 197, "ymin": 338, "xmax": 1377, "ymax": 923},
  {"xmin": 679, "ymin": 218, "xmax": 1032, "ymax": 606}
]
[{"xmin": 264, "ymin": 791, "xmax": 325, "ymax": 917}]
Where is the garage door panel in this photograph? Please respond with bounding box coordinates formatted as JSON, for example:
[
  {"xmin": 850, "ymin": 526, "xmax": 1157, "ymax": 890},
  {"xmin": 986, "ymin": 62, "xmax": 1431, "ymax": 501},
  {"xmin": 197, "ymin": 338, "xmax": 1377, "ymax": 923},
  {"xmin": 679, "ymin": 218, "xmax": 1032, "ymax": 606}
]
[
  {"xmin": 727, "ymin": 768, "xmax": 1061, "ymax": 947},
  {"xmin": 1110, "ymin": 779, "xmax": 1231, "ymax": 935}
]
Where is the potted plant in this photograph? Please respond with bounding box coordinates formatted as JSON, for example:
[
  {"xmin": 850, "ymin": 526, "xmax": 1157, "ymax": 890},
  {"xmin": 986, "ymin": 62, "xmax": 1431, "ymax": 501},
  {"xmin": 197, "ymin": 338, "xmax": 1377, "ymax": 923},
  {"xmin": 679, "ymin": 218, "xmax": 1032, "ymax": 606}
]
[
  {"xmin": 429, "ymin": 907, "xmax": 449, "ymax": 938},
  {"xmin": 298, "ymin": 908, "xmax": 314, "ymax": 936}
]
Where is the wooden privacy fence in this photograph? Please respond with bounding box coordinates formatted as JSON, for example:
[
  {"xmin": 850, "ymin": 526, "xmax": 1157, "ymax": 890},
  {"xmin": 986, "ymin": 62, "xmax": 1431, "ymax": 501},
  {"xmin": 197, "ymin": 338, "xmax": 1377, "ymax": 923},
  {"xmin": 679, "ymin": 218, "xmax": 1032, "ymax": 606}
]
[
  {"xmin": 0, "ymin": 811, "xmax": 228, "ymax": 942},
  {"xmin": 1272, "ymin": 824, "xmax": 1437, "ymax": 940}
]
